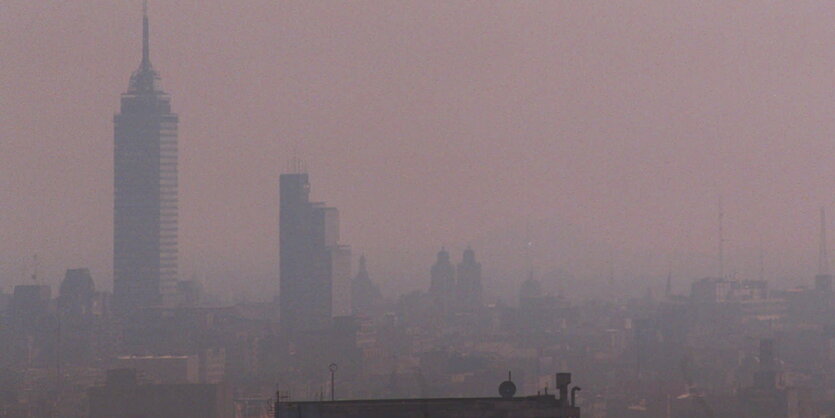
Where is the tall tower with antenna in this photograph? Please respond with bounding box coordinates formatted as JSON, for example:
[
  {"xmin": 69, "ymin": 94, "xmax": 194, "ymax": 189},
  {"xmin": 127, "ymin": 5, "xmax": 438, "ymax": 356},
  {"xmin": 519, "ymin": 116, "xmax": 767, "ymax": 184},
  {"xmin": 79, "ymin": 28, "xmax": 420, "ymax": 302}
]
[
  {"xmin": 815, "ymin": 207, "xmax": 832, "ymax": 292},
  {"xmin": 113, "ymin": 1, "xmax": 179, "ymax": 313}
]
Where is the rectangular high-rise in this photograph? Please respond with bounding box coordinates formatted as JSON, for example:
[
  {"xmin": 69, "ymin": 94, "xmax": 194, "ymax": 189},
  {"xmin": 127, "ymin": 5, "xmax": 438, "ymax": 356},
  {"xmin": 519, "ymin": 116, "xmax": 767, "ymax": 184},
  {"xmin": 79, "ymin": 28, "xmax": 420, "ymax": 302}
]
[
  {"xmin": 113, "ymin": 6, "xmax": 178, "ymax": 313},
  {"xmin": 279, "ymin": 173, "xmax": 350, "ymax": 333}
]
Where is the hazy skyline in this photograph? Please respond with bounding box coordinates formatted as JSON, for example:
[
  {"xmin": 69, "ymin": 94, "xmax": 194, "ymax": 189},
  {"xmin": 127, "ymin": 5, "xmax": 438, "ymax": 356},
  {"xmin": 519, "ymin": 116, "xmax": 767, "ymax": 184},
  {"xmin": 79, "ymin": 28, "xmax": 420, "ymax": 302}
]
[{"xmin": 2, "ymin": 1, "xmax": 835, "ymax": 299}]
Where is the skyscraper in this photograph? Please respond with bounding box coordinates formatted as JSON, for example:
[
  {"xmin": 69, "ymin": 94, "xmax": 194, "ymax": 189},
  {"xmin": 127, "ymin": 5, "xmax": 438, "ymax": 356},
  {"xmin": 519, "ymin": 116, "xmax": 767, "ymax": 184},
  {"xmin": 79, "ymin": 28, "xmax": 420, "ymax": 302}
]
[
  {"xmin": 279, "ymin": 172, "xmax": 349, "ymax": 333},
  {"xmin": 429, "ymin": 248, "xmax": 455, "ymax": 314},
  {"xmin": 815, "ymin": 207, "xmax": 833, "ymax": 292},
  {"xmin": 113, "ymin": 3, "xmax": 179, "ymax": 313}
]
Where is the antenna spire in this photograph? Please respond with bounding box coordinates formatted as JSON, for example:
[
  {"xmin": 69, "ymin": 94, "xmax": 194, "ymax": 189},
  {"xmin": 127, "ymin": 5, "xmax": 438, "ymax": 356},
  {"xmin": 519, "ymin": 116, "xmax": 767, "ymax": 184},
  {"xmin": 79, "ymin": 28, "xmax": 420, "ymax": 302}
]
[
  {"xmin": 524, "ymin": 217, "xmax": 536, "ymax": 282},
  {"xmin": 127, "ymin": 0, "xmax": 161, "ymax": 93},
  {"xmin": 718, "ymin": 195, "xmax": 725, "ymax": 278},
  {"xmin": 820, "ymin": 207, "xmax": 830, "ymax": 276},
  {"xmin": 142, "ymin": 0, "xmax": 151, "ymax": 69}
]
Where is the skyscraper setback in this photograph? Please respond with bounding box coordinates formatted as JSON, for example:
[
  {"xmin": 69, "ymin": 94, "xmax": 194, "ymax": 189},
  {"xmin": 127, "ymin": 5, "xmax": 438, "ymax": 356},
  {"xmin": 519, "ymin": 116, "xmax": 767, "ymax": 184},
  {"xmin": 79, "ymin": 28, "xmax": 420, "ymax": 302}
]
[
  {"xmin": 279, "ymin": 171, "xmax": 350, "ymax": 334},
  {"xmin": 113, "ymin": 4, "xmax": 179, "ymax": 313}
]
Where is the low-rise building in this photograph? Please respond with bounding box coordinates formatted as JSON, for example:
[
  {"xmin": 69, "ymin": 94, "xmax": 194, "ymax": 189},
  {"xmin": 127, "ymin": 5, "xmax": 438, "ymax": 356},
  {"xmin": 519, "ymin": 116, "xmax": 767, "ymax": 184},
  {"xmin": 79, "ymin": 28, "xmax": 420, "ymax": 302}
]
[
  {"xmin": 112, "ymin": 355, "xmax": 198, "ymax": 383},
  {"xmin": 88, "ymin": 369, "xmax": 231, "ymax": 418}
]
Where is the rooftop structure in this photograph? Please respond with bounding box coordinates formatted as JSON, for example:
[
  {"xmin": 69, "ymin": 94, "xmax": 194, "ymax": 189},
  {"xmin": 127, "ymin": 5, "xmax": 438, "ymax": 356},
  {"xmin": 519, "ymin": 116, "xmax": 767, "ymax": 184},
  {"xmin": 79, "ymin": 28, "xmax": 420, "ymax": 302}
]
[{"xmin": 275, "ymin": 373, "xmax": 581, "ymax": 418}]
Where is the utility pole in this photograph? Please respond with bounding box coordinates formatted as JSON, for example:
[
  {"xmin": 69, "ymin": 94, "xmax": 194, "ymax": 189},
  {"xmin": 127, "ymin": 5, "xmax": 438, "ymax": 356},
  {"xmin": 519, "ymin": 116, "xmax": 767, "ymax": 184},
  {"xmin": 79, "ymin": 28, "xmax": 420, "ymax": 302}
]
[{"xmin": 329, "ymin": 363, "xmax": 338, "ymax": 401}]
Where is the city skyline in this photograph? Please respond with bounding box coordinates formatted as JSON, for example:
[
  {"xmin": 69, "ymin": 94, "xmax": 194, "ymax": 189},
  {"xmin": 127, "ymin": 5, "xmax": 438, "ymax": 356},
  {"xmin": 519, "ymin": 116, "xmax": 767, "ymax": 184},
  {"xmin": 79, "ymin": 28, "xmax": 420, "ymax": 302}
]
[
  {"xmin": 2, "ymin": 2, "xmax": 835, "ymax": 299},
  {"xmin": 2, "ymin": 3, "xmax": 835, "ymax": 417}
]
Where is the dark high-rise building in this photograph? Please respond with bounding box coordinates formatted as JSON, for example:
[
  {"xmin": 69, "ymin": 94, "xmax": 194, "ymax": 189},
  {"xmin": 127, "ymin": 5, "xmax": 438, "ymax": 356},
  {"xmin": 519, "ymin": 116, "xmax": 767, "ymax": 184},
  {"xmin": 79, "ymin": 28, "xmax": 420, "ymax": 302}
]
[
  {"xmin": 815, "ymin": 207, "xmax": 833, "ymax": 292},
  {"xmin": 330, "ymin": 244, "xmax": 353, "ymax": 317},
  {"xmin": 113, "ymin": 4, "xmax": 179, "ymax": 313},
  {"xmin": 279, "ymin": 172, "xmax": 349, "ymax": 333},
  {"xmin": 455, "ymin": 247, "xmax": 483, "ymax": 312},
  {"xmin": 58, "ymin": 268, "xmax": 102, "ymax": 365},
  {"xmin": 429, "ymin": 248, "xmax": 455, "ymax": 314},
  {"xmin": 8, "ymin": 285, "xmax": 54, "ymax": 367},
  {"xmin": 10, "ymin": 285, "xmax": 52, "ymax": 320},
  {"xmin": 59, "ymin": 268, "xmax": 95, "ymax": 318}
]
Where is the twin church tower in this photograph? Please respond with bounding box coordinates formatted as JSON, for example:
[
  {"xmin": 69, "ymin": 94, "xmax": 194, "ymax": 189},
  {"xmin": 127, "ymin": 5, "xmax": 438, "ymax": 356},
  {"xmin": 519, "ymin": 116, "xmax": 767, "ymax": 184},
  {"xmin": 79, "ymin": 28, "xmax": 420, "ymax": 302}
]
[{"xmin": 112, "ymin": 4, "xmax": 351, "ymax": 333}]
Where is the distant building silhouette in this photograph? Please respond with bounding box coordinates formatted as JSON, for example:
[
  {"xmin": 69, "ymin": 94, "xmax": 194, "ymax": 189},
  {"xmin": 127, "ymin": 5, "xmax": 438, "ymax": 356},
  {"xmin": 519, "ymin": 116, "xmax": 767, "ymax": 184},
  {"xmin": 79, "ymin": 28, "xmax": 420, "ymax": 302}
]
[
  {"xmin": 113, "ymin": 4, "xmax": 179, "ymax": 313},
  {"xmin": 58, "ymin": 268, "xmax": 95, "ymax": 318},
  {"xmin": 351, "ymin": 255, "xmax": 382, "ymax": 316},
  {"xmin": 815, "ymin": 207, "xmax": 833, "ymax": 292},
  {"xmin": 429, "ymin": 248, "xmax": 455, "ymax": 314},
  {"xmin": 58, "ymin": 268, "xmax": 106, "ymax": 365},
  {"xmin": 88, "ymin": 369, "xmax": 231, "ymax": 418},
  {"xmin": 279, "ymin": 172, "xmax": 350, "ymax": 333},
  {"xmin": 519, "ymin": 272, "xmax": 542, "ymax": 308},
  {"xmin": 0, "ymin": 290, "xmax": 9, "ymax": 314},
  {"xmin": 8, "ymin": 284, "xmax": 54, "ymax": 367},
  {"xmin": 455, "ymin": 246, "xmax": 483, "ymax": 313},
  {"xmin": 690, "ymin": 277, "xmax": 770, "ymax": 304},
  {"xmin": 176, "ymin": 279, "xmax": 203, "ymax": 308},
  {"xmin": 113, "ymin": 355, "xmax": 199, "ymax": 384},
  {"xmin": 10, "ymin": 284, "xmax": 51, "ymax": 321},
  {"xmin": 331, "ymin": 244, "xmax": 353, "ymax": 318}
]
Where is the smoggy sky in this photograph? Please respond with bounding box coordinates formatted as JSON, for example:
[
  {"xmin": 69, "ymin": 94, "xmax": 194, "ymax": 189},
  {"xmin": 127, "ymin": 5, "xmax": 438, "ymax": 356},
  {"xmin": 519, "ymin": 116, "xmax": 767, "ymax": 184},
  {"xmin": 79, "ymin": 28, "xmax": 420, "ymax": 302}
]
[{"xmin": 2, "ymin": 1, "xmax": 835, "ymax": 300}]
